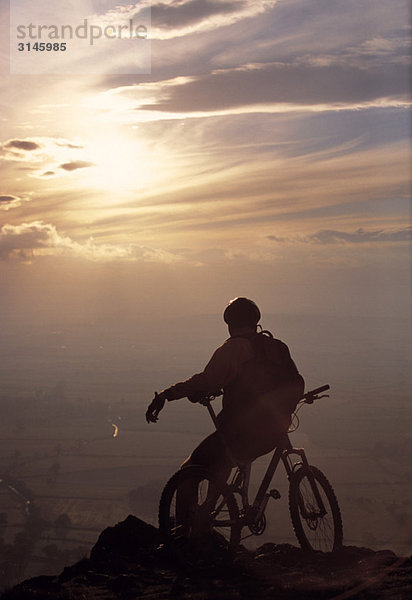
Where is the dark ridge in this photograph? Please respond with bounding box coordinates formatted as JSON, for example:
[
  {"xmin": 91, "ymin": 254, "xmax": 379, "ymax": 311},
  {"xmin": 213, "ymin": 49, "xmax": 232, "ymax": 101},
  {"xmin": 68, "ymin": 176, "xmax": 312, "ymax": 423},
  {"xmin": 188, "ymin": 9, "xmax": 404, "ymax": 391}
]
[{"xmin": 2, "ymin": 515, "xmax": 411, "ymax": 599}]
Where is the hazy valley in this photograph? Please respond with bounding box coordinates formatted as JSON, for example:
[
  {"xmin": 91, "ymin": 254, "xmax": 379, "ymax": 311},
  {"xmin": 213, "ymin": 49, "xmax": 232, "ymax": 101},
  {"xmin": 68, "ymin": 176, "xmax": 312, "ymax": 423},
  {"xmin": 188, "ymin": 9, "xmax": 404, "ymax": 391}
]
[{"xmin": 0, "ymin": 313, "xmax": 410, "ymax": 589}]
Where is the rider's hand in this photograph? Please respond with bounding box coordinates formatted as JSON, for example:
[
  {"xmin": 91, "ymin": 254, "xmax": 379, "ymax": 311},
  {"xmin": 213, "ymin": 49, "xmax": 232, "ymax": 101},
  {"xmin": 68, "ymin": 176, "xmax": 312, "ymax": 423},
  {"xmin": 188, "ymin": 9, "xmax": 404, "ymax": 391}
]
[{"xmin": 145, "ymin": 392, "xmax": 166, "ymax": 423}]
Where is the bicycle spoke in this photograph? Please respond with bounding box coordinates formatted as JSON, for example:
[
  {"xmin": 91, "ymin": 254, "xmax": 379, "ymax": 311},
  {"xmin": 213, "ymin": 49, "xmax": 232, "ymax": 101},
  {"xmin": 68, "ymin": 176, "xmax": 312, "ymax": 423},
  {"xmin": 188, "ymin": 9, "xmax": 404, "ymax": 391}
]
[
  {"xmin": 289, "ymin": 466, "xmax": 342, "ymax": 552},
  {"xmin": 159, "ymin": 467, "xmax": 241, "ymax": 555}
]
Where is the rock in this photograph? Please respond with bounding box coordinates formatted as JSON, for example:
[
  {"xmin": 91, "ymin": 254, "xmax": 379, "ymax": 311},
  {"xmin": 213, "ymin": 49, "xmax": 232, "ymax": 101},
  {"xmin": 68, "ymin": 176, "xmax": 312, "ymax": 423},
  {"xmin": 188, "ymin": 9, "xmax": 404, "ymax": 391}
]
[
  {"xmin": 58, "ymin": 557, "xmax": 91, "ymax": 583},
  {"xmin": 1, "ymin": 575, "xmax": 67, "ymax": 599},
  {"xmin": 90, "ymin": 515, "xmax": 159, "ymax": 562}
]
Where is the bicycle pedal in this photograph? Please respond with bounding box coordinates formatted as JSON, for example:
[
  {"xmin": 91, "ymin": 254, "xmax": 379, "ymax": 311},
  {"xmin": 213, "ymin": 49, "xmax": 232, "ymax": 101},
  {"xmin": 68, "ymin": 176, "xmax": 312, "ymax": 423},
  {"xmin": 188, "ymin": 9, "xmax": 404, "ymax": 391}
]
[{"xmin": 269, "ymin": 489, "xmax": 281, "ymax": 499}]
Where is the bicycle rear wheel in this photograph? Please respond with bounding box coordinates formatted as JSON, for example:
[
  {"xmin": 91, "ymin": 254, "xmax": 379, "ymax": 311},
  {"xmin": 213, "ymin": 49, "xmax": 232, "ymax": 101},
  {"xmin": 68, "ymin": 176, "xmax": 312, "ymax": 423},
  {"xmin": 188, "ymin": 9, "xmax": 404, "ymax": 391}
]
[
  {"xmin": 289, "ymin": 465, "xmax": 343, "ymax": 552},
  {"xmin": 159, "ymin": 466, "xmax": 241, "ymax": 554}
]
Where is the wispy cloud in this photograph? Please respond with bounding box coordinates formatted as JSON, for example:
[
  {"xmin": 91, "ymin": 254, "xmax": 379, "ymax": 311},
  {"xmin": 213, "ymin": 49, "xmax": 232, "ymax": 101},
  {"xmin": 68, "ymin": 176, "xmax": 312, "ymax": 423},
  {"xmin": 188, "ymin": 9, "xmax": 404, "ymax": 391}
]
[
  {"xmin": 94, "ymin": 0, "xmax": 277, "ymax": 40},
  {"xmin": 97, "ymin": 58, "xmax": 410, "ymax": 127},
  {"xmin": 267, "ymin": 227, "xmax": 412, "ymax": 245},
  {"xmin": 151, "ymin": 0, "xmax": 247, "ymax": 28},
  {"xmin": 348, "ymin": 35, "xmax": 411, "ymax": 63},
  {"xmin": 55, "ymin": 141, "xmax": 84, "ymax": 150},
  {"xmin": 151, "ymin": 0, "xmax": 277, "ymax": 38},
  {"xmin": 138, "ymin": 61, "xmax": 411, "ymax": 114},
  {"xmin": 307, "ymin": 227, "xmax": 412, "ymax": 244}
]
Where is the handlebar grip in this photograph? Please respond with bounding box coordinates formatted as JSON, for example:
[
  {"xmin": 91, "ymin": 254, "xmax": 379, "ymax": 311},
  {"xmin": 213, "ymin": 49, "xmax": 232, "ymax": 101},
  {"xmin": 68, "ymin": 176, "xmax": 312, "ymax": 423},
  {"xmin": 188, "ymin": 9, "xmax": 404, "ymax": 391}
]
[{"xmin": 305, "ymin": 384, "xmax": 330, "ymax": 398}]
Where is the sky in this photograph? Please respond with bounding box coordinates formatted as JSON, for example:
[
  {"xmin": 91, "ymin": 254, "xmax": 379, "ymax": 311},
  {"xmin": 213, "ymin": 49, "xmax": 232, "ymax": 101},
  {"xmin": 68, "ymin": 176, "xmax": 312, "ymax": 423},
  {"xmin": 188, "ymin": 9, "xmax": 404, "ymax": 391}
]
[{"xmin": 0, "ymin": 0, "xmax": 411, "ymax": 325}]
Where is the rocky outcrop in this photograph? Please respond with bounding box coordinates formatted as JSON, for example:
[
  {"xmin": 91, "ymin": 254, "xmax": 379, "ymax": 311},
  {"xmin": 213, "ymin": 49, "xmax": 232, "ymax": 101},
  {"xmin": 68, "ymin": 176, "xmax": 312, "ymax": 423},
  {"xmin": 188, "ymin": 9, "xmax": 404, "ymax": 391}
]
[{"xmin": 2, "ymin": 515, "xmax": 411, "ymax": 599}]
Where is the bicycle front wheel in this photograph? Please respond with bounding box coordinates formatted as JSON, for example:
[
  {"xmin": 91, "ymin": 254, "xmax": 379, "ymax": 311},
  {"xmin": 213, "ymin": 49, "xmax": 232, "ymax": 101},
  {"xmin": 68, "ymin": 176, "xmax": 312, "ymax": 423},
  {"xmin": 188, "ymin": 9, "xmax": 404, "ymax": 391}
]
[
  {"xmin": 289, "ymin": 465, "xmax": 343, "ymax": 552},
  {"xmin": 159, "ymin": 466, "xmax": 241, "ymax": 553}
]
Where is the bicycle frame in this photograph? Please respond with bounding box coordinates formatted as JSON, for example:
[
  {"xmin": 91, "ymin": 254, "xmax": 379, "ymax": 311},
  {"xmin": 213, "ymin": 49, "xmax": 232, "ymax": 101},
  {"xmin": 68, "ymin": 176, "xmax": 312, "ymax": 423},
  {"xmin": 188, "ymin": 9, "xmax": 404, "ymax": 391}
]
[
  {"xmin": 250, "ymin": 439, "xmax": 327, "ymax": 520},
  {"xmin": 204, "ymin": 399, "xmax": 328, "ymax": 528}
]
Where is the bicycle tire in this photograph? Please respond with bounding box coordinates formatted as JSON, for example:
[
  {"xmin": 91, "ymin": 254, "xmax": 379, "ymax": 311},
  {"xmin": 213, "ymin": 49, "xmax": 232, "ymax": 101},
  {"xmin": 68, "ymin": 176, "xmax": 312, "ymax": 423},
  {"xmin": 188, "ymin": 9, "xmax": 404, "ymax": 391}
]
[
  {"xmin": 289, "ymin": 465, "xmax": 343, "ymax": 552},
  {"xmin": 158, "ymin": 466, "xmax": 241, "ymax": 554}
]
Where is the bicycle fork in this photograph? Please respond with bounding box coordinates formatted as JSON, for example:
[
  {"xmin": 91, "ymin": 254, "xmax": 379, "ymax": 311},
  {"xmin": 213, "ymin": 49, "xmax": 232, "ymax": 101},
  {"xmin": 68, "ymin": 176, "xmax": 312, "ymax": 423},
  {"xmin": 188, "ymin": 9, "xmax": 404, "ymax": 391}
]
[{"xmin": 286, "ymin": 448, "xmax": 328, "ymax": 519}]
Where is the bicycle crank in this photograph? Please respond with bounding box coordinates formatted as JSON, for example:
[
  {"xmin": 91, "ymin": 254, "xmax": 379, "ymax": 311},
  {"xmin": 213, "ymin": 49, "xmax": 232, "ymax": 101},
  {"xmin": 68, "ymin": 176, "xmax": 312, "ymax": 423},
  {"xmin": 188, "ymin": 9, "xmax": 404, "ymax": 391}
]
[{"xmin": 249, "ymin": 512, "xmax": 266, "ymax": 535}]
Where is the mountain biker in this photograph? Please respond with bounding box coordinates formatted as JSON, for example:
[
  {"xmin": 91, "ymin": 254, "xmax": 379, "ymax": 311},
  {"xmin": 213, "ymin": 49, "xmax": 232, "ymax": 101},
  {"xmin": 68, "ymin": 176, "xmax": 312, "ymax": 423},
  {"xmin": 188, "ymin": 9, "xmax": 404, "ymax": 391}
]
[{"xmin": 146, "ymin": 297, "xmax": 304, "ymax": 484}]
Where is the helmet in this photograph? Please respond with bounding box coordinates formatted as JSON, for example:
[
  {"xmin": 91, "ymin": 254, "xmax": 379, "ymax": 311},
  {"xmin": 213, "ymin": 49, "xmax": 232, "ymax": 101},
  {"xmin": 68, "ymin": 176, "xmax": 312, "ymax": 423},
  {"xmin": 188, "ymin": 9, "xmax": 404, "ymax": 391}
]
[{"xmin": 223, "ymin": 297, "xmax": 261, "ymax": 327}]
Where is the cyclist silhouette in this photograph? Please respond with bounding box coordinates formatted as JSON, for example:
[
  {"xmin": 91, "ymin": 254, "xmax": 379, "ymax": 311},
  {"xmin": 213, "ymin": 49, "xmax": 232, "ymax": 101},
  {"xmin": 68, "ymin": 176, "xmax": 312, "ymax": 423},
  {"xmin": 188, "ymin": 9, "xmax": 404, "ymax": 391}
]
[{"xmin": 146, "ymin": 297, "xmax": 304, "ymax": 485}]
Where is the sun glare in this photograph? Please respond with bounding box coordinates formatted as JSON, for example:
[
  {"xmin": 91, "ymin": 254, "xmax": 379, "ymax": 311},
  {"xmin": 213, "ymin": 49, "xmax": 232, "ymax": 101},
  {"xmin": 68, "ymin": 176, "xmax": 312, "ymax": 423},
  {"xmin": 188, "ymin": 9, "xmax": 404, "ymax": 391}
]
[{"xmin": 83, "ymin": 131, "xmax": 154, "ymax": 194}]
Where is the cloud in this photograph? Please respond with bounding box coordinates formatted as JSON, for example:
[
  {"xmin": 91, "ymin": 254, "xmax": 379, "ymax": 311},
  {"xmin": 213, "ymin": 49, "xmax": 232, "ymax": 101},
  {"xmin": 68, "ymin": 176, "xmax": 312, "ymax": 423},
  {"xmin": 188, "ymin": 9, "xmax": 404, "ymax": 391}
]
[
  {"xmin": 59, "ymin": 161, "xmax": 95, "ymax": 172},
  {"xmin": 0, "ymin": 137, "xmax": 87, "ymax": 166},
  {"xmin": 266, "ymin": 234, "xmax": 288, "ymax": 243},
  {"xmin": 307, "ymin": 227, "xmax": 412, "ymax": 244},
  {"xmin": 138, "ymin": 61, "xmax": 411, "ymax": 115},
  {"xmin": 56, "ymin": 141, "xmax": 84, "ymax": 149},
  {"xmin": 0, "ymin": 221, "xmax": 185, "ymax": 263},
  {"xmin": 349, "ymin": 35, "xmax": 411, "ymax": 62},
  {"xmin": 0, "ymin": 221, "xmax": 74, "ymax": 261},
  {"xmin": 0, "ymin": 195, "xmax": 23, "ymax": 210},
  {"xmin": 4, "ymin": 139, "xmax": 41, "ymax": 151},
  {"xmin": 0, "ymin": 137, "xmax": 96, "ymax": 179},
  {"xmin": 267, "ymin": 227, "xmax": 412, "ymax": 245},
  {"xmin": 207, "ymin": 0, "xmax": 411, "ymax": 72},
  {"xmin": 151, "ymin": 0, "xmax": 247, "ymax": 28},
  {"xmin": 101, "ymin": 57, "xmax": 410, "ymax": 127},
  {"xmin": 1, "ymin": 138, "xmax": 44, "ymax": 161},
  {"xmin": 95, "ymin": 0, "xmax": 277, "ymax": 40}
]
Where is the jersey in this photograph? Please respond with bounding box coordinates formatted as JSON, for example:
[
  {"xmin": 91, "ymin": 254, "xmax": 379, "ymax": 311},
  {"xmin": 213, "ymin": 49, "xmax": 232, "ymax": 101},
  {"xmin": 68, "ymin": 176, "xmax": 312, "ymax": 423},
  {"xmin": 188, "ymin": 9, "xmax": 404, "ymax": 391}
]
[{"xmin": 163, "ymin": 331, "xmax": 304, "ymax": 461}]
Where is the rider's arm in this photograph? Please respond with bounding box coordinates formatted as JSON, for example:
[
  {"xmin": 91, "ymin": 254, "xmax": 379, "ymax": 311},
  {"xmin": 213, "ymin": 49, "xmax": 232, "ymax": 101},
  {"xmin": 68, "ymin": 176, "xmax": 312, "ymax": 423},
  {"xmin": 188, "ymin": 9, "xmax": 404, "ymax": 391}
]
[
  {"xmin": 274, "ymin": 340, "xmax": 305, "ymax": 411},
  {"xmin": 160, "ymin": 338, "xmax": 252, "ymax": 402}
]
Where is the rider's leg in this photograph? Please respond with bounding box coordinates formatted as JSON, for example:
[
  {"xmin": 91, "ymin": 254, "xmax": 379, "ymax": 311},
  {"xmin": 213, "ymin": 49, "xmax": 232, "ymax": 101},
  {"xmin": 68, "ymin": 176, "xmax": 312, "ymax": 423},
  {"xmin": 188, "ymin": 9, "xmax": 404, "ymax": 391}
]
[
  {"xmin": 183, "ymin": 431, "xmax": 233, "ymax": 484},
  {"xmin": 176, "ymin": 432, "xmax": 233, "ymax": 537}
]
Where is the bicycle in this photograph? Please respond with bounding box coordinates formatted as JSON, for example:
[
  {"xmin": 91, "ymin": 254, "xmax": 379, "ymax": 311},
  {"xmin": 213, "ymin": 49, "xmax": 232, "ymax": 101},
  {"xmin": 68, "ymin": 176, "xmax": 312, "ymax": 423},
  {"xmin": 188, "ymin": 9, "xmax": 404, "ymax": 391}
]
[{"xmin": 159, "ymin": 385, "xmax": 343, "ymax": 554}]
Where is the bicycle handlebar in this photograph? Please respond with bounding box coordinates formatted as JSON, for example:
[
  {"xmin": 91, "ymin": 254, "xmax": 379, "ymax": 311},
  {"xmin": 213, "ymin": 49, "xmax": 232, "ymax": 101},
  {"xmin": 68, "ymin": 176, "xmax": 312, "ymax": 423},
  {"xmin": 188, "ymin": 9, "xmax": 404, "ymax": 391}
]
[
  {"xmin": 196, "ymin": 384, "xmax": 330, "ymax": 432},
  {"xmin": 302, "ymin": 384, "xmax": 330, "ymax": 401},
  {"xmin": 197, "ymin": 384, "xmax": 330, "ymax": 407}
]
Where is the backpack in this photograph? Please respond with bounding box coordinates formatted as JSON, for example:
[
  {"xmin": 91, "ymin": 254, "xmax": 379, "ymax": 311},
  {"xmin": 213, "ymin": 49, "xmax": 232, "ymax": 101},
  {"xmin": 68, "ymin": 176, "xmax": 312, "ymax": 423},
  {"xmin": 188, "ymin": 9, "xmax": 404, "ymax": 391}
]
[{"xmin": 219, "ymin": 330, "xmax": 304, "ymax": 460}]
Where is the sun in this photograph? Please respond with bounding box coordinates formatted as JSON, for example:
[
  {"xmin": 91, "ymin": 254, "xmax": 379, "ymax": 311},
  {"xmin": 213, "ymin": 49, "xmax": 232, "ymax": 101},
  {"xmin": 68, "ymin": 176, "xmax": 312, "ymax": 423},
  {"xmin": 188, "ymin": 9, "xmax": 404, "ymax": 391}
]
[{"xmin": 83, "ymin": 130, "xmax": 154, "ymax": 194}]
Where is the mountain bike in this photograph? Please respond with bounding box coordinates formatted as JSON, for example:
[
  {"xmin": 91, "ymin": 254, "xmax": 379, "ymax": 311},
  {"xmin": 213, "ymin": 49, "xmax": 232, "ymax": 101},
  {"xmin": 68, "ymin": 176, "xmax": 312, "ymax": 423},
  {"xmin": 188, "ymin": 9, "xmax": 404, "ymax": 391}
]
[{"xmin": 159, "ymin": 385, "xmax": 343, "ymax": 554}]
